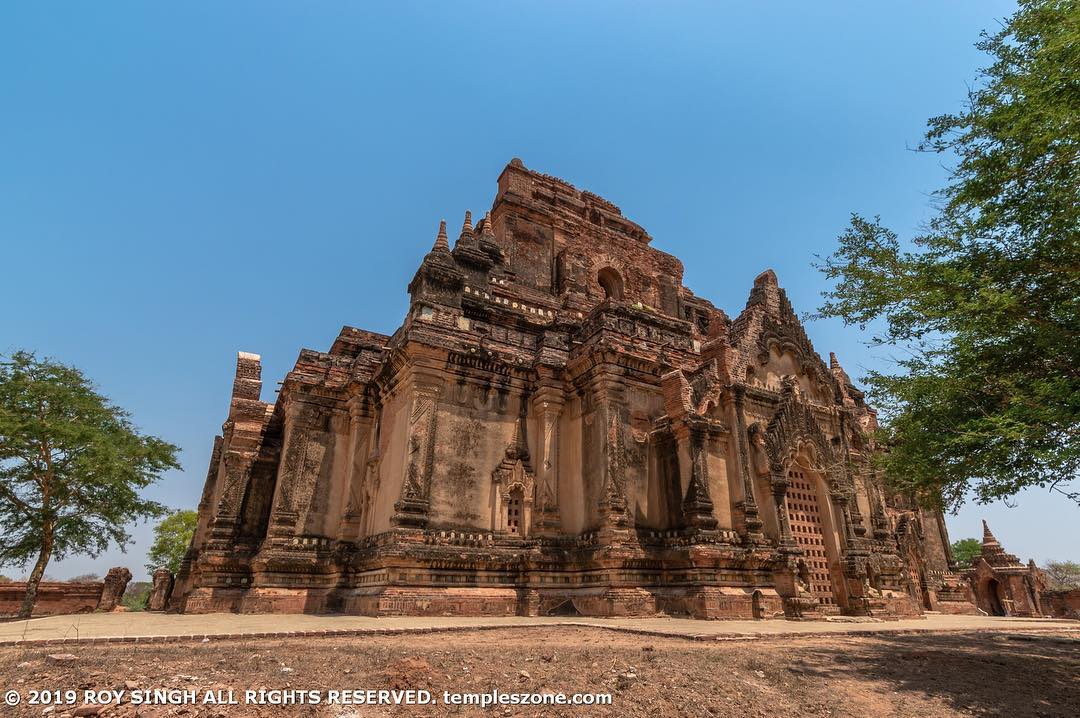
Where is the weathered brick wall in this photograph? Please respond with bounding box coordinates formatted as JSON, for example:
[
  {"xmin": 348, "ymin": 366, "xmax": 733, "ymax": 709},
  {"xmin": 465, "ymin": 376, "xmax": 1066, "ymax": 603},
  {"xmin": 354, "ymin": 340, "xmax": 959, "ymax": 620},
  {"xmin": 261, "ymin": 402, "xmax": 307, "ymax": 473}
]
[
  {"xmin": 173, "ymin": 158, "xmax": 975, "ymax": 620},
  {"xmin": 0, "ymin": 581, "xmax": 103, "ymax": 617},
  {"xmin": 1042, "ymin": 588, "xmax": 1080, "ymax": 618}
]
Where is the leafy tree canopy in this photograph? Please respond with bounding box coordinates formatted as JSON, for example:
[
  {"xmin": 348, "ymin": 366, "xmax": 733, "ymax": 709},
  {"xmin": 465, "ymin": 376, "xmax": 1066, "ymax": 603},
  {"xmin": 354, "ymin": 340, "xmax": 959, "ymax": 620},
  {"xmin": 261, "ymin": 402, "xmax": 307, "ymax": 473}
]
[
  {"xmin": 1041, "ymin": 560, "xmax": 1080, "ymax": 589},
  {"xmin": 122, "ymin": 581, "xmax": 152, "ymax": 612},
  {"xmin": 0, "ymin": 350, "xmax": 179, "ymax": 618},
  {"xmin": 145, "ymin": 509, "xmax": 198, "ymax": 574},
  {"xmin": 951, "ymin": 538, "xmax": 983, "ymax": 569},
  {"xmin": 815, "ymin": 0, "xmax": 1080, "ymax": 510}
]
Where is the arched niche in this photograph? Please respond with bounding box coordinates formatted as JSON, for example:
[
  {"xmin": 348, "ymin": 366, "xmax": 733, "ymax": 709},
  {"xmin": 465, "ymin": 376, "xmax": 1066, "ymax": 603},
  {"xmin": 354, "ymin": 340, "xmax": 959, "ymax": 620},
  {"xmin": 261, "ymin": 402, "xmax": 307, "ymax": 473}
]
[
  {"xmin": 597, "ymin": 267, "xmax": 624, "ymax": 300},
  {"xmin": 492, "ymin": 458, "xmax": 534, "ymax": 537}
]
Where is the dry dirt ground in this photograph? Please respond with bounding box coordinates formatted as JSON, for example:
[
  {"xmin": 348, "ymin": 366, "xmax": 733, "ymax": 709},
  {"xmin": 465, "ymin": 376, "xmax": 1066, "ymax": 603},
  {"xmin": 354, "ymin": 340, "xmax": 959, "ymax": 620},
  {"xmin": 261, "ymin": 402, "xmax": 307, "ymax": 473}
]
[{"xmin": 0, "ymin": 627, "xmax": 1077, "ymax": 718}]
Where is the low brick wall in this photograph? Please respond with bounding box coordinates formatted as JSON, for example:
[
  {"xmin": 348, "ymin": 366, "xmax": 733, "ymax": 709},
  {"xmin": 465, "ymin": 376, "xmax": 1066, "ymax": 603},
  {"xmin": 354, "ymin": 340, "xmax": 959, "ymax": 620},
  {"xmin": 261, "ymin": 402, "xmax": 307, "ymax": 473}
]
[
  {"xmin": 0, "ymin": 582, "xmax": 103, "ymax": 618},
  {"xmin": 1042, "ymin": 588, "xmax": 1080, "ymax": 619}
]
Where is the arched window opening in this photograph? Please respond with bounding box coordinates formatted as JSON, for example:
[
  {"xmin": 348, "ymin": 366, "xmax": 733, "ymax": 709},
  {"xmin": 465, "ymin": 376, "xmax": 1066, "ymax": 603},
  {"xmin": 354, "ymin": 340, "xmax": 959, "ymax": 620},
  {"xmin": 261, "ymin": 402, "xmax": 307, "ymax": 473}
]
[{"xmin": 597, "ymin": 267, "xmax": 624, "ymax": 300}]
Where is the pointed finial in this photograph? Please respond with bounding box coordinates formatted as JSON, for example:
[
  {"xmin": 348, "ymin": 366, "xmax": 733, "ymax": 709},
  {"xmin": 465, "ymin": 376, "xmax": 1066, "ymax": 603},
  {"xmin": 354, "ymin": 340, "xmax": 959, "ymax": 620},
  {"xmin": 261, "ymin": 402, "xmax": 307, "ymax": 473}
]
[
  {"xmin": 982, "ymin": 519, "xmax": 1000, "ymax": 545},
  {"xmin": 504, "ymin": 417, "xmax": 529, "ymax": 460},
  {"xmin": 432, "ymin": 219, "xmax": 449, "ymax": 252},
  {"xmin": 460, "ymin": 210, "xmax": 473, "ymax": 239},
  {"xmin": 480, "ymin": 212, "xmax": 495, "ymax": 237},
  {"xmin": 829, "ymin": 352, "xmax": 840, "ymax": 369}
]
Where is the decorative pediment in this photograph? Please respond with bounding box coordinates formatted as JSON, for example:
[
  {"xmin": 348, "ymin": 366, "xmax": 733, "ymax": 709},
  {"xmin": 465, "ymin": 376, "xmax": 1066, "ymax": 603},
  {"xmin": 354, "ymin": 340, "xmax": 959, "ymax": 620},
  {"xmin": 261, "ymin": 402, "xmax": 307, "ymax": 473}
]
[
  {"xmin": 740, "ymin": 277, "xmax": 839, "ymax": 402},
  {"xmin": 763, "ymin": 376, "xmax": 836, "ymax": 476},
  {"xmin": 493, "ymin": 458, "xmax": 535, "ymax": 502}
]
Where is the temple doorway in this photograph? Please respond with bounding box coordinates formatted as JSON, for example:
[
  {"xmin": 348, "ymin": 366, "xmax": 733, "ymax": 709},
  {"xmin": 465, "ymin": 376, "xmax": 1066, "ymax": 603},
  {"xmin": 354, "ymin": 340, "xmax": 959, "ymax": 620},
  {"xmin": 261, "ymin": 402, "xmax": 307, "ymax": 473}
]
[
  {"xmin": 785, "ymin": 456, "xmax": 841, "ymax": 608},
  {"xmin": 986, "ymin": 579, "xmax": 1006, "ymax": 616}
]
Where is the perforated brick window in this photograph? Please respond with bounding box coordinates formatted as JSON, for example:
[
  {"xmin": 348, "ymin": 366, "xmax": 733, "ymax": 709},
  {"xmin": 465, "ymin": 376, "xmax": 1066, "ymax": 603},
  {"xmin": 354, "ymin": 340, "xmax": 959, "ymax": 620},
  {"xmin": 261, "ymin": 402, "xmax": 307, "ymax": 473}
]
[{"xmin": 507, "ymin": 490, "xmax": 523, "ymax": 534}]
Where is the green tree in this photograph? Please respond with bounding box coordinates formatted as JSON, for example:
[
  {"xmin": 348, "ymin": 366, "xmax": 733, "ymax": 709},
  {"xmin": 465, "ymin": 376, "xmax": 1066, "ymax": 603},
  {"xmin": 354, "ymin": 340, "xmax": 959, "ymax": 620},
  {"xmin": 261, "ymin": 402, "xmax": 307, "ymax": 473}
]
[
  {"xmin": 122, "ymin": 581, "xmax": 152, "ymax": 612},
  {"xmin": 145, "ymin": 510, "xmax": 198, "ymax": 574},
  {"xmin": 1041, "ymin": 560, "xmax": 1080, "ymax": 589},
  {"xmin": 951, "ymin": 538, "xmax": 983, "ymax": 569},
  {"xmin": 815, "ymin": 0, "xmax": 1080, "ymax": 510},
  {"xmin": 0, "ymin": 351, "xmax": 179, "ymax": 618}
]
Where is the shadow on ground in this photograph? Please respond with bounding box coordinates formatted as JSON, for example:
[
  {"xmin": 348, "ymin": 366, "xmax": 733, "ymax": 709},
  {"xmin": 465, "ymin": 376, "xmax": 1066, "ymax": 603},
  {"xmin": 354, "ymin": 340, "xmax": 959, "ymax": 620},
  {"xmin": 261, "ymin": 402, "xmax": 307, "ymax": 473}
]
[
  {"xmin": 0, "ymin": 625, "xmax": 1077, "ymax": 717},
  {"xmin": 785, "ymin": 631, "xmax": 1079, "ymax": 718}
]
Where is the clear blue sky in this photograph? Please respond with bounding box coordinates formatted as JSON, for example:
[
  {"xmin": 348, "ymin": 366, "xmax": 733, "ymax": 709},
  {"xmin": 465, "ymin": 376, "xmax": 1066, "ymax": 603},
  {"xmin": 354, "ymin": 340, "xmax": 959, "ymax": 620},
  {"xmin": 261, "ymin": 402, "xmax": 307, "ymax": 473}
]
[{"xmin": 2, "ymin": 1, "xmax": 1070, "ymax": 581}]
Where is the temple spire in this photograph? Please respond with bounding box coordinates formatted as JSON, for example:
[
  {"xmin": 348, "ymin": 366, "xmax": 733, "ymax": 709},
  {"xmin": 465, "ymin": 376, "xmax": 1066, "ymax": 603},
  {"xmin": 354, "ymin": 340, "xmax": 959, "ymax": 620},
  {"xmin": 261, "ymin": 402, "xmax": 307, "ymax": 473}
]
[
  {"xmin": 432, "ymin": 219, "xmax": 449, "ymax": 252},
  {"xmin": 982, "ymin": 519, "xmax": 1001, "ymax": 547},
  {"xmin": 460, "ymin": 210, "xmax": 473, "ymax": 240},
  {"xmin": 480, "ymin": 212, "xmax": 495, "ymax": 237}
]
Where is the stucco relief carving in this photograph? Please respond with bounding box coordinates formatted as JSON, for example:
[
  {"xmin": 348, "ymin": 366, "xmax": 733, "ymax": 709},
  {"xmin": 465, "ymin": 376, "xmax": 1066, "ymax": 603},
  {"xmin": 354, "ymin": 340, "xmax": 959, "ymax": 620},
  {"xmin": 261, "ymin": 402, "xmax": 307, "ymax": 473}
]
[
  {"xmin": 601, "ymin": 414, "xmax": 631, "ymax": 523},
  {"xmin": 401, "ymin": 387, "xmax": 439, "ymax": 501},
  {"xmin": 747, "ymin": 423, "xmax": 771, "ymax": 478},
  {"xmin": 292, "ymin": 435, "xmax": 329, "ymax": 530},
  {"xmin": 763, "ymin": 376, "xmax": 836, "ymax": 478},
  {"xmin": 756, "ymin": 297, "xmax": 837, "ymax": 400},
  {"xmin": 537, "ymin": 412, "xmax": 558, "ymax": 508},
  {"xmin": 273, "ymin": 432, "xmax": 304, "ymax": 514},
  {"xmin": 216, "ymin": 452, "xmax": 255, "ymax": 517}
]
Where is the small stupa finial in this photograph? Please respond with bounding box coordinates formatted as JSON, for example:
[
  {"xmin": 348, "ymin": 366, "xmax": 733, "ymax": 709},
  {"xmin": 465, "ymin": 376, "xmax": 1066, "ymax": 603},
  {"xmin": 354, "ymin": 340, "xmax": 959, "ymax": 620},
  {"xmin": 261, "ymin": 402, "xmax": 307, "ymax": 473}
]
[
  {"xmin": 432, "ymin": 219, "xmax": 450, "ymax": 252},
  {"xmin": 460, "ymin": 210, "xmax": 473, "ymax": 239}
]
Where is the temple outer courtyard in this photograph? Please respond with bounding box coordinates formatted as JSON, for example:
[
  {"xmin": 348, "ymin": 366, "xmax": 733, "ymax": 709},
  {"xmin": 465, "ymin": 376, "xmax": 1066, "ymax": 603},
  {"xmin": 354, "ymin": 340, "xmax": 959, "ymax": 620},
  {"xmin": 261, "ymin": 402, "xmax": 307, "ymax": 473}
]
[
  {"xmin": 0, "ymin": 616, "xmax": 1076, "ymax": 718},
  {"xmin": 0, "ymin": 612, "xmax": 1074, "ymax": 645}
]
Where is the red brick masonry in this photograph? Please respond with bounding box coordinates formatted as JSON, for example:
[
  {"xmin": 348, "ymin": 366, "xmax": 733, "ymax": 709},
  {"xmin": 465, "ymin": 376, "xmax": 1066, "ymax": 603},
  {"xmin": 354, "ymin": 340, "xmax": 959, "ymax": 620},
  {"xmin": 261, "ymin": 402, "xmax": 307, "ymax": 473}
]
[
  {"xmin": 1042, "ymin": 589, "xmax": 1080, "ymax": 619},
  {"xmin": 0, "ymin": 582, "xmax": 103, "ymax": 618}
]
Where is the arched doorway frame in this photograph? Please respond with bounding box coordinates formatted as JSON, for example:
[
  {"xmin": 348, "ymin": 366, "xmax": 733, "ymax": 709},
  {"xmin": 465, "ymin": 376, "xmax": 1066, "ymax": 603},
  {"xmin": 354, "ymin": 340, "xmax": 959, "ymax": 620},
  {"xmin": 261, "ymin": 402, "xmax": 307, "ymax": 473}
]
[
  {"xmin": 760, "ymin": 377, "xmax": 856, "ymax": 610},
  {"xmin": 783, "ymin": 443, "xmax": 845, "ymax": 608},
  {"xmin": 984, "ymin": 578, "xmax": 1007, "ymax": 616}
]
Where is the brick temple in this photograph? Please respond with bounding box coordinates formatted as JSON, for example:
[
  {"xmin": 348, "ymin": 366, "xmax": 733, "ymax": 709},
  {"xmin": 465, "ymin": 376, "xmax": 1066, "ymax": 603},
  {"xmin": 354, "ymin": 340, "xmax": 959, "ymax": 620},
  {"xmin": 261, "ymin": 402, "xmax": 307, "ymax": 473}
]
[{"xmin": 171, "ymin": 159, "xmax": 976, "ymax": 619}]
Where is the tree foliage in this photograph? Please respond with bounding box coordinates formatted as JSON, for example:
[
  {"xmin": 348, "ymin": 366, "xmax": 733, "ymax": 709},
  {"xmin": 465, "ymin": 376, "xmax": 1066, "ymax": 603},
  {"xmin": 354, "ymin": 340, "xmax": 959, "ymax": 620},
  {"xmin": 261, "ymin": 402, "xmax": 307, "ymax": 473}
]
[
  {"xmin": 145, "ymin": 509, "xmax": 197, "ymax": 574},
  {"xmin": 815, "ymin": 0, "xmax": 1080, "ymax": 510},
  {"xmin": 122, "ymin": 581, "xmax": 152, "ymax": 612},
  {"xmin": 1041, "ymin": 560, "xmax": 1080, "ymax": 589},
  {"xmin": 0, "ymin": 351, "xmax": 179, "ymax": 618},
  {"xmin": 68, "ymin": 573, "xmax": 100, "ymax": 582},
  {"xmin": 951, "ymin": 538, "xmax": 983, "ymax": 569}
]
